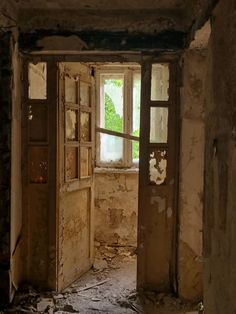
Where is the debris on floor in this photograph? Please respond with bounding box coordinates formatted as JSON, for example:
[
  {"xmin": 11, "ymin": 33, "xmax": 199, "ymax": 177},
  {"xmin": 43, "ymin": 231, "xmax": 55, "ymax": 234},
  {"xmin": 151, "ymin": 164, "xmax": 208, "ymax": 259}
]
[{"xmin": 1, "ymin": 245, "xmax": 199, "ymax": 314}]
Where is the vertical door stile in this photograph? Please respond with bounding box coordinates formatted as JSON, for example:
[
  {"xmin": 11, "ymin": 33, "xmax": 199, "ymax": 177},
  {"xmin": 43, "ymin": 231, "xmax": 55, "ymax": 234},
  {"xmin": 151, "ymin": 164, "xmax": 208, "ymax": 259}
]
[{"xmin": 137, "ymin": 56, "xmax": 179, "ymax": 293}]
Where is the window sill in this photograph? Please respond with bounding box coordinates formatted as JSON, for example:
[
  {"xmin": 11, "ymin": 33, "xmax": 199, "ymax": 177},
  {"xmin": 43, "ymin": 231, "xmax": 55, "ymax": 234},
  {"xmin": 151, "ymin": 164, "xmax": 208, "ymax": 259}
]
[{"xmin": 94, "ymin": 167, "xmax": 139, "ymax": 174}]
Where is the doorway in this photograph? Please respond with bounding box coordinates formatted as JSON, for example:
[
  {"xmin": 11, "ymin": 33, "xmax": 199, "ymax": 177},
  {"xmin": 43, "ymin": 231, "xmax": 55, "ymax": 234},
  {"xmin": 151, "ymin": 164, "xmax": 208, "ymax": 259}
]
[{"xmin": 21, "ymin": 54, "xmax": 179, "ymax": 296}]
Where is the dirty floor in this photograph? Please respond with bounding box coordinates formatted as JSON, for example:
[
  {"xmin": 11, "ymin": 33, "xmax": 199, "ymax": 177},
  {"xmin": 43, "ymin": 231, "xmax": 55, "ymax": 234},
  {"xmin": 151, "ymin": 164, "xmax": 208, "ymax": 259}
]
[{"xmin": 1, "ymin": 246, "xmax": 199, "ymax": 314}]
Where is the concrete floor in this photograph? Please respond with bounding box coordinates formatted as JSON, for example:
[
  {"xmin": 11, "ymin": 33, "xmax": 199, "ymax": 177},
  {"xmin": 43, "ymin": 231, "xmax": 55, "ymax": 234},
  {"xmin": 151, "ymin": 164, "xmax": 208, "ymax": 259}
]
[{"xmin": 2, "ymin": 246, "xmax": 199, "ymax": 313}]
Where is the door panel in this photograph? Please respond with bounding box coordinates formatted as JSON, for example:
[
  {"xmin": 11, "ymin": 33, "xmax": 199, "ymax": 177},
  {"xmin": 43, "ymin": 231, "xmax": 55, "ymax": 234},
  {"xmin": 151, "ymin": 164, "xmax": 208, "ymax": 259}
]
[
  {"xmin": 138, "ymin": 58, "xmax": 179, "ymax": 292},
  {"xmin": 57, "ymin": 62, "xmax": 94, "ymax": 290},
  {"xmin": 22, "ymin": 60, "xmax": 57, "ymax": 289}
]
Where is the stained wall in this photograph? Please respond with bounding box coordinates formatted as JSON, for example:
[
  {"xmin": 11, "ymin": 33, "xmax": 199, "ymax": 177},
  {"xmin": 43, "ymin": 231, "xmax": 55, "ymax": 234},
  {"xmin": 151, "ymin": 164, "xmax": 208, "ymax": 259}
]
[
  {"xmin": 203, "ymin": 0, "xmax": 236, "ymax": 312},
  {"xmin": 178, "ymin": 49, "xmax": 207, "ymax": 301},
  {"xmin": 94, "ymin": 171, "xmax": 138, "ymax": 247}
]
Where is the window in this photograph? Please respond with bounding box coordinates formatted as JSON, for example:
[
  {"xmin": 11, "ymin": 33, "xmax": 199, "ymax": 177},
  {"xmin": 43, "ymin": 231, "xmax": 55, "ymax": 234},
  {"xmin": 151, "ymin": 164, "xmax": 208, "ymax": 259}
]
[{"xmin": 96, "ymin": 66, "xmax": 141, "ymax": 167}]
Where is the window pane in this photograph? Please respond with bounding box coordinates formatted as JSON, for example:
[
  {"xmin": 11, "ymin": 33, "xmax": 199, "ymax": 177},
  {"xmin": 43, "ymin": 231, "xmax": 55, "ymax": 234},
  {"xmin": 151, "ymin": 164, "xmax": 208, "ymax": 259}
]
[
  {"xmin": 150, "ymin": 107, "xmax": 168, "ymax": 143},
  {"xmin": 151, "ymin": 64, "xmax": 169, "ymax": 101},
  {"xmin": 80, "ymin": 81, "xmax": 90, "ymax": 106},
  {"xmin": 29, "ymin": 146, "xmax": 48, "ymax": 184},
  {"xmin": 100, "ymin": 133, "xmax": 123, "ymax": 163},
  {"xmin": 132, "ymin": 72, "xmax": 141, "ymax": 136},
  {"xmin": 28, "ymin": 104, "xmax": 48, "ymax": 142},
  {"xmin": 66, "ymin": 109, "xmax": 78, "ymax": 141},
  {"xmin": 132, "ymin": 140, "xmax": 139, "ymax": 163},
  {"xmin": 65, "ymin": 76, "xmax": 76, "ymax": 103},
  {"xmin": 149, "ymin": 149, "xmax": 167, "ymax": 185},
  {"xmin": 80, "ymin": 112, "xmax": 91, "ymax": 142},
  {"xmin": 80, "ymin": 147, "xmax": 91, "ymax": 178},
  {"xmin": 101, "ymin": 77, "xmax": 124, "ymax": 132},
  {"xmin": 66, "ymin": 147, "xmax": 78, "ymax": 180},
  {"xmin": 28, "ymin": 62, "xmax": 47, "ymax": 99}
]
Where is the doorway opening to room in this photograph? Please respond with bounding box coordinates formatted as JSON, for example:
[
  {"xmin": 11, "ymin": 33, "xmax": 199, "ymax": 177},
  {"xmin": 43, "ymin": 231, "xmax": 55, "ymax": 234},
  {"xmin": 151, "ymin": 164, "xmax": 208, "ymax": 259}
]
[
  {"xmin": 59, "ymin": 61, "xmax": 141, "ymax": 298},
  {"xmin": 21, "ymin": 55, "xmax": 179, "ymax": 312}
]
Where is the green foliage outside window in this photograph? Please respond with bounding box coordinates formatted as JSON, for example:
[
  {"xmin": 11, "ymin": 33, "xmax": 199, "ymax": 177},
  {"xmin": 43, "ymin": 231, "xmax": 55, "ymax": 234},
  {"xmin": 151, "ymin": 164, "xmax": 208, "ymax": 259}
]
[
  {"xmin": 105, "ymin": 93, "xmax": 123, "ymax": 132},
  {"xmin": 104, "ymin": 79, "xmax": 140, "ymax": 162}
]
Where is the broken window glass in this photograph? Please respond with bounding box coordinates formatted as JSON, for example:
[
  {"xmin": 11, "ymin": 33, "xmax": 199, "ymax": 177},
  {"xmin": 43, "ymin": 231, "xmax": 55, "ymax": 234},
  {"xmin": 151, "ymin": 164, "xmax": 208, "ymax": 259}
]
[
  {"xmin": 100, "ymin": 76, "xmax": 124, "ymax": 133},
  {"xmin": 97, "ymin": 68, "xmax": 141, "ymax": 166},
  {"xmin": 149, "ymin": 149, "xmax": 167, "ymax": 185},
  {"xmin": 150, "ymin": 107, "xmax": 168, "ymax": 143},
  {"xmin": 28, "ymin": 62, "xmax": 47, "ymax": 99},
  {"xmin": 151, "ymin": 64, "xmax": 169, "ymax": 101}
]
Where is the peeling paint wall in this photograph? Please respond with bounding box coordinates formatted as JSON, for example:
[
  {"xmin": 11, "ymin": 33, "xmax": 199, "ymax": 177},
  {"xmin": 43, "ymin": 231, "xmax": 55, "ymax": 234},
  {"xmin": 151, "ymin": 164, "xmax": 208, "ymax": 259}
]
[
  {"xmin": 204, "ymin": 0, "xmax": 236, "ymax": 313},
  {"xmin": 58, "ymin": 188, "xmax": 93, "ymax": 291},
  {"xmin": 94, "ymin": 172, "xmax": 138, "ymax": 247},
  {"xmin": 179, "ymin": 49, "xmax": 207, "ymax": 301}
]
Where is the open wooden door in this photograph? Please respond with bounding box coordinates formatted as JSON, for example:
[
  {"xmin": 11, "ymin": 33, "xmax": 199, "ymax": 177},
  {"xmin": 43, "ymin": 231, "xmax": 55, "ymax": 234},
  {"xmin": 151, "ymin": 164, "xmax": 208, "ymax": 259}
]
[
  {"xmin": 137, "ymin": 57, "xmax": 179, "ymax": 292},
  {"xmin": 57, "ymin": 62, "xmax": 95, "ymax": 290},
  {"xmin": 22, "ymin": 59, "xmax": 57, "ymax": 289}
]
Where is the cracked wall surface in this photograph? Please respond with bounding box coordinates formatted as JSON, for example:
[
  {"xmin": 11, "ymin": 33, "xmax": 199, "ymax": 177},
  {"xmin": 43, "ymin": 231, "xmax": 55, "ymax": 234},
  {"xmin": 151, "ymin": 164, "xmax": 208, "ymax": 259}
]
[{"xmin": 94, "ymin": 172, "xmax": 138, "ymax": 247}]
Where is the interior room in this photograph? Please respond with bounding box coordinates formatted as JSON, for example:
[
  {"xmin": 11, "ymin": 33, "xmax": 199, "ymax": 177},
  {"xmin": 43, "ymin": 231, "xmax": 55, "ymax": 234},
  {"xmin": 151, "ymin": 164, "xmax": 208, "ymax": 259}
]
[{"xmin": 0, "ymin": 0, "xmax": 235, "ymax": 313}]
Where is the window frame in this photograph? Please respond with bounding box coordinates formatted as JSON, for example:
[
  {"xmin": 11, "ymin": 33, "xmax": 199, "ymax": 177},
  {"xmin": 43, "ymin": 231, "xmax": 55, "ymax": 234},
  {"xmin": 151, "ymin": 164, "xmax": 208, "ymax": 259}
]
[{"xmin": 96, "ymin": 65, "xmax": 141, "ymax": 168}]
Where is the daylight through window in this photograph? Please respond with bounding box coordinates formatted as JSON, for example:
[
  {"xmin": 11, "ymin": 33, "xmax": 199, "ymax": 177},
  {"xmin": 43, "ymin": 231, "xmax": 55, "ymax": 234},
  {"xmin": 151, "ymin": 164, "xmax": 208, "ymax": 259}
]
[{"xmin": 96, "ymin": 67, "xmax": 141, "ymax": 167}]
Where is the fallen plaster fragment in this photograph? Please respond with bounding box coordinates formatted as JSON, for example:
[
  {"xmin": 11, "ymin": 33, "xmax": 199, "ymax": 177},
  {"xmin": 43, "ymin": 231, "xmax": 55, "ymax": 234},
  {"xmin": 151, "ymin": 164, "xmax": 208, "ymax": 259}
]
[
  {"xmin": 93, "ymin": 258, "xmax": 108, "ymax": 271},
  {"xmin": 37, "ymin": 298, "xmax": 54, "ymax": 312},
  {"xmin": 53, "ymin": 294, "xmax": 64, "ymax": 300}
]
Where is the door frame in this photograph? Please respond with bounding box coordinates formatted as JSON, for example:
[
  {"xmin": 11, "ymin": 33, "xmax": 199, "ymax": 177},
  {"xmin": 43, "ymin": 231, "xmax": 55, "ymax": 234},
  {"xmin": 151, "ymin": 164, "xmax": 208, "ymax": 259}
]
[
  {"xmin": 138, "ymin": 55, "xmax": 180, "ymax": 292},
  {"xmin": 21, "ymin": 51, "xmax": 180, "ymax": 293}
]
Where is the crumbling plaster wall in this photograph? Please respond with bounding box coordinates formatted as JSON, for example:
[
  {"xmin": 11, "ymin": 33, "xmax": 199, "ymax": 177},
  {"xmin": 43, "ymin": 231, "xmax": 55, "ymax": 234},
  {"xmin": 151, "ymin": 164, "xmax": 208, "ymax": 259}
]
[
  {"xmin": 203, "ymin": 0, "xmax": 236, "ymax": 313},
  {"xmin": 94, "ymin": 172, "xmax": 138, "ymax": 247},
  {"xmin": 178, "ymin": 49, "xmax": 207, "ymax": 301},
  {"xmin": 58, "ymin": 188, "xmax": 92, "ymax": 290}
]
